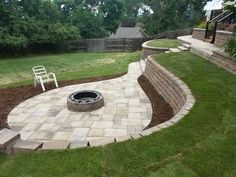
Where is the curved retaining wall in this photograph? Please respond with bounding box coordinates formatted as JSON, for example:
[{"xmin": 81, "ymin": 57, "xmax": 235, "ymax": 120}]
[
  {"xmin": 139, "ymin": 56, "xmax": 195, "ymax": 136},
  {"xmin": 141, "ymin": 40, "xmax": 169, "ymax": 60}
]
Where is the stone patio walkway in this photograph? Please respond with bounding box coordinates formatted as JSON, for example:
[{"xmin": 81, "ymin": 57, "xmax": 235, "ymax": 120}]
[
  {"xmin": 8, "ymin": 62, "xmax": 152, "ymax": 143},
  {"xmin": 177, "ymin": 35, "xmax": 221, "ymax": 58}
]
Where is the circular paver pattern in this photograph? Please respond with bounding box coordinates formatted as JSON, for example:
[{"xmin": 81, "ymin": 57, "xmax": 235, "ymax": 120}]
[{"xmin": 8, "ymin": 62, "xmax": 152, "ymax": 143}]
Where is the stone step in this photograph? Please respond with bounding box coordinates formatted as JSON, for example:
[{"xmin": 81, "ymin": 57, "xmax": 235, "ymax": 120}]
[
  {"xmin": 89, "ymin": 138, "xmax": 114, "ymax": 147},
  {"xmin": 131, "ymin": 133, "xmax": 142, "ymax": 140},
  {"xmin": 70, "ymin": 141, "xmax": 88, "ymax": 149},
  {"xmin": 13, "ymin": 140, "xmax": 42, "ymax": 154},
  {"xmin": 42, "ymin": 141, "xmax": 70, "ymax": 150},
  {"xmin": 190, "ymin": 46, "xmax": 213, "ymax": 60},
  {"xmin": 178, "ymin": 46, "xmax": 188, "ymax": 51},
  {"xmin": 182, "ymin": 43, "xmax": 191, "ymax": 50},
  {"xmin": 0, "ymin": 128, "xmax": 20, "ymax": 148},
  {"xmin": 165, "ymin": 51, "xmax": 171, "ymax": 54},
  {"xmin": 169, "ymin": 48, "xmax": 181, "ymax": 53},
  {"xmin": 115, "ymin": 135, "xmax": 131, "ymax": 142},
  {"xmin": 177, "ymin": 37, "xmax": 191, "ymax": 45}
]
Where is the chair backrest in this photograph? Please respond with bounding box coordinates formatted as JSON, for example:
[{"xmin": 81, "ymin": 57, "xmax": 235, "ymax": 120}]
[{"xmin": 32, "ymin": 65, "xmax": 48, "ymax": 79}]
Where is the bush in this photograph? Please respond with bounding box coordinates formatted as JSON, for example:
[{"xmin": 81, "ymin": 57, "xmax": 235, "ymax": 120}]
[
  {"xmin": 197, "ymin": 21, "xmax": 206, "ymax": 29},
  {"xmin": 225, "ymin": 37, "xmax": 236, "ymax": 58}
]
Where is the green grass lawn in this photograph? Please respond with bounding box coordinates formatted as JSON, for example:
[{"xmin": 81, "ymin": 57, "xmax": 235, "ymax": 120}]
[
  {"xmin": 1, "ymin": 52, "xmax": 236, "ymax": 177},
  {"xmin": 0, "ymin": 52, "xmax": 140, "ymax": 88},
  {"xmin": 147, "ymin": 39, "xmax": 179, "ymax": 48}
]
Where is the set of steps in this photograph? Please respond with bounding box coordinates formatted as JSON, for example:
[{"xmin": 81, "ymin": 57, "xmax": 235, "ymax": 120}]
[
  {"xmin": 0, "ymin": 128, "xmax": 42, "ymax": 154},
  {"xmin": 165, "ymin": 44, "xmax": 191, "ymax": 54}
]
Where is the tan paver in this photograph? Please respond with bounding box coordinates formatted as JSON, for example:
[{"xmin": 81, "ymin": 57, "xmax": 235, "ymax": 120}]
[
  {"xmin": 8, "ymin": 62, "xmax": 152, "ymax": 143},
  {"xmin": 42, "ymin": 141, "xmax": 70, "ymax": 150}
]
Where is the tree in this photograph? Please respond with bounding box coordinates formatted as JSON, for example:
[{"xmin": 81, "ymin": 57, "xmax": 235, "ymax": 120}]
[
  {"xmin": 71, "ymin": 8, "xmax": 107, "ymax": 38},
  {"xmin": 100, "ymin": 0, "xmax": 125, "ymax": 33},
  {"xmin": 0, "ymin": 0, "xmax": 79, "ymax": 54},
  {"xmin": 121, "ymin": 0, "xmax": 142, "ymax": 27},
  {"xmin": 141, "ymin": 0, "xmax": 207, "ymax": 35}
]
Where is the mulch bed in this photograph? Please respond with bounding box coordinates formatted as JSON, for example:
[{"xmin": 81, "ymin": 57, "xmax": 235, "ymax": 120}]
[
  {"xmin": 0, "ymin": 73, "xmax": 174, "ymax": 130},
  {"xmin": 138, "ymin": 75, "xmax": 173, "ymax": 129}
]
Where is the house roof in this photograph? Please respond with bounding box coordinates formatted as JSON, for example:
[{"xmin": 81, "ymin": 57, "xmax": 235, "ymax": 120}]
[{"xmin": 109, "ymin": 27, "xmax": 147, "ymax": 38}]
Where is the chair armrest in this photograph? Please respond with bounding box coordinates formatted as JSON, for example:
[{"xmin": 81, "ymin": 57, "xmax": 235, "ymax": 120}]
[
  {"xmin": 34, "ymin": 76, "xmax": 44, "ymax": 82},
  {"xmin": 48, "ymin": 72, "xmax": 56, "ymax": 78}
]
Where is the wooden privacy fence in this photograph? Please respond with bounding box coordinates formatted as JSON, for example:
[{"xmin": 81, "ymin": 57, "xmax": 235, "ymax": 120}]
[
  {"xmin": 68, "ymin": 28, "xmax": 193, "ymax": 52},
  {"xmin": 68, "ymin": 37, "xmax": 153, "ymax": 52}
]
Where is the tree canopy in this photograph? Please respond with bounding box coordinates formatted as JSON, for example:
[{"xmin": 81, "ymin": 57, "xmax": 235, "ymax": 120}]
[
  {"xmin": 140, "ymin": 0, "xmax": 207, "ymax": 35},
  {"xmin": 0, "ymin": 0, "xmax": 206, "ymax": 54}
]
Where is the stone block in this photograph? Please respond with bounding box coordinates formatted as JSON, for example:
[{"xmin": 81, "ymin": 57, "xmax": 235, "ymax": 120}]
[
  {"xmin": 115, "ymin": 135, "xmax": 131, "ymax": 142},
  {"xmin": 70, "ymin": 141, "xmax": 88, "ymax": 149},
  {"xmin": 13, "ymin": 140, "xmax": 42, "ymax": 154},
  {"xmin": 89, "ymin": 138, "xmax": 115, "ymax": 147},
  {"xmin": 131, "ymin": 133, "xmax": 142, "ymax": 139},
  {"xmin": 42, "ymin": 141, "xmax": 70, "ymax": 150},
  {"xmin": 0, "ymin": 128, "xmax": 20, "ymax": 148}
]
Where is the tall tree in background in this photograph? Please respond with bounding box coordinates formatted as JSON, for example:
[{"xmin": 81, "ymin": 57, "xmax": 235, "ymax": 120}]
[
  {"xmin": 55, "ymin": 0, "xmax": 125, "ymax": 37},
  {"xmin": 100, "ymin": 0, "xmax": 124, "ymax": 33},
  {"xmin": 121, "ymin": 0, "xmax": 142, "ymax": 27},
  {"xmin": 141, "ymin": 0, "xmax": 207, "ymax": 35}
]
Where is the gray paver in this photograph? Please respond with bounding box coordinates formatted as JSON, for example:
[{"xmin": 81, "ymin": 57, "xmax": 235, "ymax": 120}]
[
  {"xmin": 42, "ymin": 141, "xmax": 70, "ymax": 150},
  {"xmin": 0, "ymin": 129, "xmax": 20, "ymax": 148},
  {"xmin": 8, "ymin": 62, "xmax": 152, "ymax": 144},
  {"xmin": 70, "ymin": 141, "xmax": 88, "ymax": 148},
  {"xmin": 13, "ymin": 140, "xmax": 42, "ymax": 153}
]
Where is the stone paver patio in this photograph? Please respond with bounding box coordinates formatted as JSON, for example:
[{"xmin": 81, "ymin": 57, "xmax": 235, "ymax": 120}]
[{"xmin": 8, "ymin": 62, "xmax": 152, "ymax": 143}]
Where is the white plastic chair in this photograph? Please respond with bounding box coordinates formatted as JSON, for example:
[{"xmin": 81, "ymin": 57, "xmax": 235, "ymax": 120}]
[{"xmin": 32, "ymin": 65, "xmax": 58, "ymax": 91}]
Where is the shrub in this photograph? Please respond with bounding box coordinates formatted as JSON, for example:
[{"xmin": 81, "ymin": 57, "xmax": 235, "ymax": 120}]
[
  {"xmin": 197, "ymin": 21, "xmax": 206, "ymax": 29},
  {"xmin": 225, "ymin": 37, "xmax": 236, "ymax": 58}
]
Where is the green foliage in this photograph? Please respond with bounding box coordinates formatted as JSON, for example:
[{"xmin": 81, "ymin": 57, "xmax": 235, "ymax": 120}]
[
  {"xmin": 141, "ymin": 0, "xmax": 207, "ymax": 35},
  {"xmin": 197, "ymin": 21, "xmax": 207, "ymax": 29},
  {"xmin": 121, "ymin": 0, "xmax": 142, "ymax": 27},
  {"xmin": 100, "ymin": 0, "xmax": 125, "ymax": 33},
  {"xmin": 71, "ymin": 8, "xmax": 107, "ymax": 38},
  {"xmin": 223, "ymin": 0, "xmax": 236, "ymax": 13},
  {"xmin": 225, "ymin": 37, "xmax": 236, "ymax": 58},
  {"xmin": 0, "ymin": 0, "xmax": 125, "ymax": 55}
]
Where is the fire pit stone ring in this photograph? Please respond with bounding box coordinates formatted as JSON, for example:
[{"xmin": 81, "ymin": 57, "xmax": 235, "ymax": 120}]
[{"xmin": 67, "ymin": 90, "xmax": 104, "ymax": 112}]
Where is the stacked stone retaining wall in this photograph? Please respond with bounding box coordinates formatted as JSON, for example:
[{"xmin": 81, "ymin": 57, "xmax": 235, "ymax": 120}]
[
  {"xmin": 192, "ymin": 28, "xmax": 206, "ymax": 41},
  {"xmin": 210, "ymin": 50, "xmax": 236, "ymax": 74},
  {"xmin": 141, "ymin": 41, "xmax": 169, "ymax": 60},
  {"xmin": 144, "ymin": 57, "xmax": 192, "ymax": 115},
  {"xmin": 214, "ymin": 30, "xmax": 233, "ymax": 47}
]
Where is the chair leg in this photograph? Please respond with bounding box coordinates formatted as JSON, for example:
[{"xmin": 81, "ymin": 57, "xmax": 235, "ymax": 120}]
[
  {"xmin": 40, "ymin": 82, "xmax": 45, "ymax": 91},
  {"xmin": 39, "ymin": 79, "xmax": 45, "ymax": 91},
  {"xmin": 53, "ymin": 76, "xmax": 58, "ymax": 88},
  {"xmin": 34, "ymin": 78, "xmax": 37, "ymax": 88},
  {"xmin": 54, "ymin": 79, "xmax": 58, "ymax": 88}
]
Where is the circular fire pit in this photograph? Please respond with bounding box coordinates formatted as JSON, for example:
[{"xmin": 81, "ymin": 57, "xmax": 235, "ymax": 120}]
[{"xmin": 67, "ymin": 90, "xmax": 104, "ymax": 112}]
